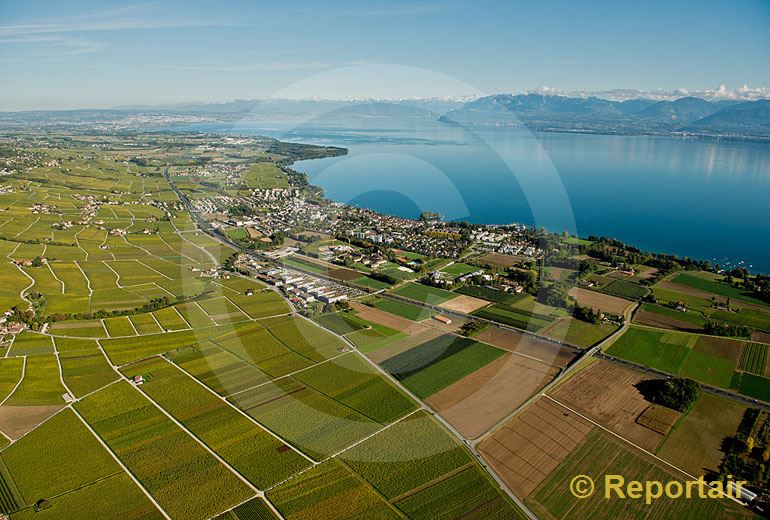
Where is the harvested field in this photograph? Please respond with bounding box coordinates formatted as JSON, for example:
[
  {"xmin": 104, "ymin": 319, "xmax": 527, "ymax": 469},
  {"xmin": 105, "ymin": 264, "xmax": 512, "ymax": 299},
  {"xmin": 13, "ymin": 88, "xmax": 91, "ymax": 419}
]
[
  {"xmin": 635, "ymin": 405, "xmax": 680, "ymax": 435},
  {"xmin": 478, "ymin": 398, "xmax": 594, "ymax": 498},
  {"xmin": 657, "ymin": 281, "xmax": 728, "ymax": 304},
  {"xmin": 0, "ymin": 405, "xmax": 65, "ymax": 439},
  {"xmin": 567, "ymin": 287, "xmax": 632, "ymax": 315},
  {"xmin": 427, "ymin": 352, "xmax": 559, "ymax": 438},
  {"xmin": 477, "ymin": 252, "xmax": 525, "ymax": 268},
  {"xmin": 327, "ymin": 267, "xmax": 361, "ymax": 281},
  {"xmin": 752, "ymin": 331, "xmax": 770, "ymax": 344},
  {"xmin": 473, "ymin": 326, "xmax": 576, "ymax": 367},
  {"xmin": 634, "ymin": 309, "xmax": 703, "ymax": 332},
  {"xmin": 439, "ymin": 294, "xmax": 490, "ymax": 314},
  {"xmin": 693, "ymin": 335, "xmax": 744, "ymax": 364},
  {"xmin": 549, "ymin": 360, "xmax": 665, "ymax": 451},
  {"xmin": 350, "ymin": 302, "xmax": 430, "ymax": 335}
]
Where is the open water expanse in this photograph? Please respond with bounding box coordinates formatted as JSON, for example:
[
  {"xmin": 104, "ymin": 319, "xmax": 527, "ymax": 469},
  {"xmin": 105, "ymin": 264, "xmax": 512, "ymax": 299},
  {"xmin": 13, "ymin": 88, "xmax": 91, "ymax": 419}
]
[{"xmin": 176, "ymin": 117, "xmax": 770, "ymax": 273}]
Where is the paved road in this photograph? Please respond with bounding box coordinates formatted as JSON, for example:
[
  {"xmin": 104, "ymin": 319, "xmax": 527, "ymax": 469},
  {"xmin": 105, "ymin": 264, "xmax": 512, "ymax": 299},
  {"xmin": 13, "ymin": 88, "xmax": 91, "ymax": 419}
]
[{"xmin": 595, "ymin": 352, "xmax": 770, "ymax": 412}]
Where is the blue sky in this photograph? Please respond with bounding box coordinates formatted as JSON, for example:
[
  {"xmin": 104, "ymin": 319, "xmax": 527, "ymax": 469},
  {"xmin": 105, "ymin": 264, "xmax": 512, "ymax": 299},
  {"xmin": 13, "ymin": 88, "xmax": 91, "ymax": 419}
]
[{"xmin": 1, "ymin": 0, "xmax": 769, "ymax": 109}]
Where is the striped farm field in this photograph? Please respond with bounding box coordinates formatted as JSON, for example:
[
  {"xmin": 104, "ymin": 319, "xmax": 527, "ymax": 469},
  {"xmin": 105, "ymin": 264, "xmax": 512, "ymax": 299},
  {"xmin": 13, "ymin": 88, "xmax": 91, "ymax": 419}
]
[{"xmin": 75, "ymin": 381, "xmax": 253, "ymax": 519}]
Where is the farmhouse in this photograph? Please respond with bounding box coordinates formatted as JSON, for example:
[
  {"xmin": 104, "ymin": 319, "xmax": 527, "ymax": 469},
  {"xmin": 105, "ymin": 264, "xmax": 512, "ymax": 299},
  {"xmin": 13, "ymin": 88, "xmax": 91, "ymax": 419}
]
[{"xmin": 433, "ymin": 315, "xmax": 452, "ymax": 325}]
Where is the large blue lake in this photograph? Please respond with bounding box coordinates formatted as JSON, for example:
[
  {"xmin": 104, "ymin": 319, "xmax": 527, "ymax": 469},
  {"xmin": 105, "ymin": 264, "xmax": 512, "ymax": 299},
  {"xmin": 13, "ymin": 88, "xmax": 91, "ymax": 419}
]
[{"xmin": 176, "ymin": 118, "xmax": 770, "ymax": 273}]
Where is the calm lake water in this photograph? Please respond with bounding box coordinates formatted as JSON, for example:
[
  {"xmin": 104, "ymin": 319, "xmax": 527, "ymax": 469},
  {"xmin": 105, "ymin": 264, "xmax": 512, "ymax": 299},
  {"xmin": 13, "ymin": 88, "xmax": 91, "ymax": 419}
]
[{"xmin": 175, "ymin": 118, "xmax": 770, "ymax": 273}]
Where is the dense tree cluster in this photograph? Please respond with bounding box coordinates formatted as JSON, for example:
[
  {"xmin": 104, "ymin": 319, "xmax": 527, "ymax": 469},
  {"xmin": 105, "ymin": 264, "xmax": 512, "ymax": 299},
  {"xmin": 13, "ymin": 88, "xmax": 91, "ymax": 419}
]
[{"xmin": 651, "ymin": 377, "xmax": 700, "ymax": 412}]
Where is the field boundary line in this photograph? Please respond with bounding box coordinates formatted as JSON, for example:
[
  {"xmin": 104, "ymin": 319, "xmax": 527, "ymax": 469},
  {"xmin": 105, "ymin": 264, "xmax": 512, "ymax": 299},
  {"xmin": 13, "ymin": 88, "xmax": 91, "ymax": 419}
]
[
  {"xmin": 337, "ymin": 457, "xmax": 409, "ymax": 519},
  {"xmin": 148, "ymin": 312, "xmax": 164, "ymax": 331},
  {"xmin": 74, "ymin": 260, "xmax": 93, "ymax": 296},
  {"xmin": 542, "ymin": 394, "xmax": 746, "ymax": 507},
  {"xmin": 390, "ymin": 461, "xmax": 475, "ymax": 503},
  {"xmin": 53, "ymin": 339, "xmax": 75, "ymax": 400},
  {"xmin": 73, "ymin": 228, "xmax": 89, "ymax": 261},
  {"xmin": 124, "ymin": 370, "xmax": 263, "ymax": 496},
  {"xmin": 1, "ymin": 405, "xmax": 70, "ymax": 449},
  {"xmin": 227, "ymin": 351, "xmax": 350, "ymax": 398},
  {"xmin": 46, "ymin": 262, "xmax": 65, "ymax": 294},
  {"xmin": 126, "ymin": 316, "xmax": 140, "ymax": 336},
  {"xmin": 12, "ymin": 216, "xmax": 39, "ymax": 240},
  {"xmin": 70, "ymin": 404, "xmax": 173, "ymax": 520},
  {"xmin": 14, "ymin": 263, "xmax": 35, "ymax": 304},
  {"xmin": 103, "ymin": 260, "xmax": 122, "ymax": 287},
  {"xmin": 157, "ymin": 233, "xmax": 199, "ymax": 264},
  {"xmin": 223, "ymin": 294, "xmax": 253, "ymax": 320},
  {"xmin": 175, "ymin": 228, "xmax": 219, "ymax": 265},
  {"xmin": 0, "ymin": 356, "xmax": 27, "ymax": 406},
  {"xmin": 303, "ymin": 313, "xmax": 540, "ymax": 520},
  {"xmin": 135, "ymin": 259, "xmax": 173, "ymax": 280},
  {"xmin": 171, "ymin": 305, "xmax": 192, "ymax": 329},
  {"xmin": 162, "ymin": 355, "xmax": 318, "ymax": 466},
  {"xmin": 3, "ymin": 332, "xmax": 17, "ymax": 358}
]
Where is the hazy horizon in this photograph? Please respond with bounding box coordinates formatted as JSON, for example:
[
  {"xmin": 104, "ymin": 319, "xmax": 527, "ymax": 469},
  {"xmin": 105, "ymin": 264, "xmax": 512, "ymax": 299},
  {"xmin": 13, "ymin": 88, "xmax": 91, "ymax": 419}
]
[{"xmin": 1, "ymin": 0, "xmax": 769, "ymax": 110}]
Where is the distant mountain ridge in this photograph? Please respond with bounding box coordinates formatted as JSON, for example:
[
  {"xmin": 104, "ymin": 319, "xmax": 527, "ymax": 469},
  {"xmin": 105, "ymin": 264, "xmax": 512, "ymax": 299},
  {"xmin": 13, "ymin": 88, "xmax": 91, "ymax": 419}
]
[
  {"xmin": 3, "ymin": 94, "xmax": 769, "ymax": 140},
  {"xmin": 441, "ymin": 94, "xmax": 770, "ymax": 138}
]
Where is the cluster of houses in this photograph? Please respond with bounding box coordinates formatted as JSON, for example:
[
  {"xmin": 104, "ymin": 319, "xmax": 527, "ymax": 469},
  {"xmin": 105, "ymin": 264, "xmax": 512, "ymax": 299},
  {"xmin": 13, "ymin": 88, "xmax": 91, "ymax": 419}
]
[{"xmin": 193, "ymin": 196, "xmax": 238, "ymax": 215}]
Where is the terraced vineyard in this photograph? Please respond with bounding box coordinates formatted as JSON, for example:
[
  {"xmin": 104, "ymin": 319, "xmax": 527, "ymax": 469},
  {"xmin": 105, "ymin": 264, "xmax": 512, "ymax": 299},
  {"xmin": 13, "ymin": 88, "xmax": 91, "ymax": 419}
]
[{"xmin": 0, "ymin": 135, "xmax": 523, "ymax": 520}]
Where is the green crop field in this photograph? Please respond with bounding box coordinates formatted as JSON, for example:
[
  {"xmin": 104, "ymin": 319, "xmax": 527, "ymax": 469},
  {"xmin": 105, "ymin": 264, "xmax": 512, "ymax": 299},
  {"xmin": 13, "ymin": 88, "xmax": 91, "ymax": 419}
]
[
  {"xmin": 10, "ymin": 473, "xmax": 163, "ymax": 520},
  {"xmin": 340, "ymin": 411, "xmax": 471, "ymax": 498},
  {"xmin": 394, "ymin": 464, "xmax": 525, "ymax": 520},
  {"xmin": 439, "ymin": 262, "xmax": 479, "ymax": 277},
  {"xmin": 539, "ymin": 318, "xmax": 617, "ymax": 348},
  {"xmin": 0, "ymin": 409, "xmax": 120, "ymax": 506},
  {"xmin": 352, "ymin": 275, "xmax": 393, "ymax": 290},
  {"xmin": 739, "ymin": 342, "xmax": 768, "ymax": 375},
  {"xmin": 268, "ymin": 459, "xmax": 398, "ymax": 520},
  {"xmin": 389, "ymin": 282, "xmax": 455, "ymax": 305},
  {"xmin": 380, "ymin": 334, "xmax": 505, "ymax": 398},
  {"xmin": 167, "ymin": 342, "xmax": 272, "ymax": 396},
  {"xmin": 373, "ymin": 298, "xmax": 434, "ymax": 321},
  {"xmin": 735, "ymin": 372, "xmax": 770, "ymax": 402},
  {"xmin": 75, "ymin": 381, "xmax": 253, "ymax": 519},
  {"xmin": 4, "ymin": 354, "xmax": 66, "ymax": 406},
  {"xmin": 657, "ymin": 394, "xmax": 747, "ymax": 476},
  {"xmin": 529, "ymin": 429, "xmax": 753, "ymax": 519},
  {"xmin": 606, "ymin": 327, "xmax": 695, "ymax": 374},
  {"xmin": 59, "ymin": 348, "xmax": 118, "ymax": 397},
  {"xmin": 607, "ymin": 326, "xmax": 744, "ymax": 392},
  {"xmin": 672, "ymin": 272, "xmax": 767, "ymax": 306},
  {"xmin": 213, "ymin": 497, "xmax": 278, "ymax": 520},
  {"xmin": 346, "ymin": 322, "xmax": 406, "ymax": 353},
  {"xmin": 197, "ymin": 296, "xmax": 250, "ymax": 324},
  {"xmin": 313, "ymin": 310, "xmax": 369, "ymax": 335},
  {"xmin": 473, "ymin": 303, "xmax": 553, "ymax": 332},
  {"xmin": 8, "ymin": 332, "xmax": 54, "ymax": 356},
  {"xmin": 175, "ymin": 302, "xmax": 217, "ymax": 328},
  {"xmin": 598, "ymin": 278, "xmax": 650, "ymax": 300},
  {"xmin": 455, "ymin": 285, "xmax": 526, "ymax": 306},
  {"xmin": 260, "ymin": 315, "xmax": 344, "ymax": 361},
  {"xmin": 129, "ymin": 313, "xmax": 163, "ymax": 335},
  {"xmin": 152, "ymin": 306, "xmax": 190, "ymax": 331},
  {"xmin": 228, "ymin": 377, "xmax": 382, "ymax": 459},
  {"xmin": 292, "ymin": 353, "xmax": 416, "ymax": 424},
  {"xmin": 124, "ymin": 357, "xmax": 310, "ymax": 488},
  {"xmin": 103, "ymin": 316, "xmax": 138, "ymax": 337},
  {"xmin": 49, "ymin": 319, "xmax": 107, "ymax": 338},
  {"xmin": 211, "ymin": 323, "xmax": 316, "ymax": 378},
  {"xmin": 0, "ymin": 357, "xmax": 24, "ymax": 402}
]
